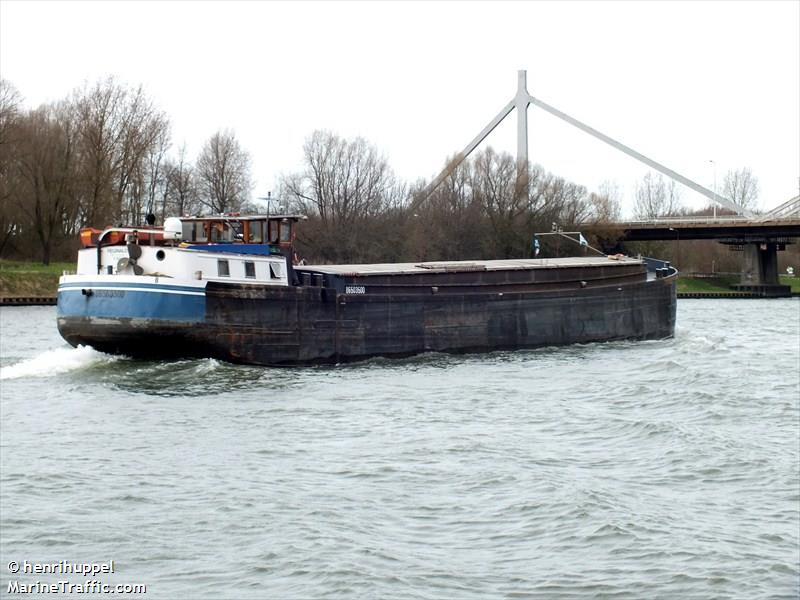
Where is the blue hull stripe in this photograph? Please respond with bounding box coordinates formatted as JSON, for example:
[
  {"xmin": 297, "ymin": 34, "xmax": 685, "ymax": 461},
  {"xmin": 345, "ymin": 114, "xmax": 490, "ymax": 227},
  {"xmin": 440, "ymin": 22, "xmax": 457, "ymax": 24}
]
[{"xmin": 58, "ymin": 288, "xmax": 205, "ymax": 322}]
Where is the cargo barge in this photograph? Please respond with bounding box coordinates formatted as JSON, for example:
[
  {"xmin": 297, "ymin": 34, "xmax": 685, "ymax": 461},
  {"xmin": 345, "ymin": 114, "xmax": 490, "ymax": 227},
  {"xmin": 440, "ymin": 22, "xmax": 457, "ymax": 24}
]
[{"xmin": 57, "ymin": 214, "xmax": 677, "ymax": 366}]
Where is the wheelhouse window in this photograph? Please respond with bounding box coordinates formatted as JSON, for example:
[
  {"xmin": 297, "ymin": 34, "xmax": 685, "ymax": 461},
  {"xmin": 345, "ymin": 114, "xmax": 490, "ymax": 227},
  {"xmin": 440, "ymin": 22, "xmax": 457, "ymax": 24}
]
[
  {"xmin": 268, "ymin": 220, "xmax": 280, "ymax": 244},
  {"xmin": 183, "ymin": 222, "xmax": 206, "ymax": 242},
  {"xmin": 279, "ymin": 221, "xmax": 291, "ymax": 243},
  {"xmin": 247, "ymin": 221, "xmax": 263, "ymax": 243},
  {"xmin": 244, "ymin": 261, "xmax": 256, "ymax": 279},
  {"xmin": 230, "ymin": 221, "xmax": 243, "ymax": 241},
  {"xmin": 209, "ymin": 221, "xmax": 237, "ymax": 243},
  {"xmin": 217, "ymin": 259, "xmax": 230, "ymax": 277}
]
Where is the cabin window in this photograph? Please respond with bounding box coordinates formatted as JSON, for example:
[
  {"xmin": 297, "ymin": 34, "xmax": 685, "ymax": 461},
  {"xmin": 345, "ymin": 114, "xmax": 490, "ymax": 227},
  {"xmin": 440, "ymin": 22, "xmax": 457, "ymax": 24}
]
[
  {"xmin": 244, "ymin": 261, "xmax": 256, "ymax": 279},
  {"xmin": 217, "ymin": 259, "xmax": 230, "ymax": 277},
  {"xmin": 248, "ymin": 222, "xmax": 263, "ymax": 243},
  {"xmin": 230, "ymin": 221, "xmax": 243, "ymax": 241},
  {"xmin": 269, "ymin": 262, "xmax": 283, "ymax": 280},
  {"xmin": 279, "ymin": 221, "xmax": 291, "ymax": 243},
  {"xmin": 268, "ymin": 221, "xmax": 279, "ymax": 244},
  {"xmin": 183, "ymin": 222, "xmax": 205, "ymax": 242}
]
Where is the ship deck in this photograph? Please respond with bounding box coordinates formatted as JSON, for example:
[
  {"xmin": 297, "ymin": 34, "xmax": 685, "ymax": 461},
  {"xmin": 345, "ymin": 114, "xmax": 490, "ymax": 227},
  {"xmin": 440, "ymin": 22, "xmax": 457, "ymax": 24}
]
[{"xmin": 296, "ymin": 256, "xmax": 640, "ymax": 277}]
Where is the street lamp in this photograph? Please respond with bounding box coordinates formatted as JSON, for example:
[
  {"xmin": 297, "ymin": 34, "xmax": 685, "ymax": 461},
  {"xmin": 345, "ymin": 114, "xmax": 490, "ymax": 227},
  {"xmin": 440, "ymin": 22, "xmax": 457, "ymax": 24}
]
[
  {"xmin": 669, "ymin": 227, "xmax": 680, "ymax": 272},
  {"xmin": 709, "ymin": 159, "xmax": 717, "ymax": 220}
]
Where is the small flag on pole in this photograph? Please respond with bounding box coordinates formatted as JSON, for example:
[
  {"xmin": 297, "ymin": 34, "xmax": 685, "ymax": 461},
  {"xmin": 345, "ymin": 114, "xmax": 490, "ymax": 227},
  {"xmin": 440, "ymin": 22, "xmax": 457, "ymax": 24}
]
[
  {"xmin": 533, "ymin": 236, "xmax": 541, "ymax": 256},
  {"xmin": 579, "ymin": 233, "xmax": 588, "ymax": 247}
]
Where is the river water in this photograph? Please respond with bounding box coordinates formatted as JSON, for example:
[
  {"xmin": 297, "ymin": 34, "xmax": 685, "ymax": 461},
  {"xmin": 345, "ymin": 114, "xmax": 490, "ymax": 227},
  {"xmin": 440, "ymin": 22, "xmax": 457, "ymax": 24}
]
[{"xmin": 0, "ymin": 300, "xmax": 798, "ymax": 599}]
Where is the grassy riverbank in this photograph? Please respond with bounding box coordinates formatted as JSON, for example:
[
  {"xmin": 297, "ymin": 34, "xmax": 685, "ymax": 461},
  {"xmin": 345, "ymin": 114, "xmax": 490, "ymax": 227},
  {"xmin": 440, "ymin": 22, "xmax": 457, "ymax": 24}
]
[
  {"xmin": 677, "ymin": 275, "xmax": 738, "ymax": 294},
  {"xmin": 778, "ymin": 276, "xmax": 799, "ymax": 292},
  {"xmin": 0, "ymin": 260, "xmax": 73, "ymax": 298},
  {"xmin": 676, "ymin": 274, "xmax": 800, "ymax": 294}
]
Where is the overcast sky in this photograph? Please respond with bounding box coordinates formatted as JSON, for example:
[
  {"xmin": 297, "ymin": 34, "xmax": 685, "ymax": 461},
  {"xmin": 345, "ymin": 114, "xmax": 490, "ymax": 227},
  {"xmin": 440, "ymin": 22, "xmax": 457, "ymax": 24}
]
[{"xmin": 1, "ymin": 0, "xmax": 798, "ymax": 216}]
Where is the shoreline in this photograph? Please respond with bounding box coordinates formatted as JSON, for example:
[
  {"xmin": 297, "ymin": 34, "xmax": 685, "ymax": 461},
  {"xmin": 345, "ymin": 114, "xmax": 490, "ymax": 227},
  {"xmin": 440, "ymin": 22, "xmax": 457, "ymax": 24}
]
[{"xmin": 1, "ymin": 296, "xmax": 57, "ymax": 306}]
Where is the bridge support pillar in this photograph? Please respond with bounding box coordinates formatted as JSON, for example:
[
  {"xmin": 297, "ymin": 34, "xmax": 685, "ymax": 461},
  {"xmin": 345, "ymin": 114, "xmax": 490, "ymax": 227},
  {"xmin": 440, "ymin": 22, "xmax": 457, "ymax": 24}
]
[{"xmin": 731, "ymin": 242, "xmax": 791, "ymax": 297}]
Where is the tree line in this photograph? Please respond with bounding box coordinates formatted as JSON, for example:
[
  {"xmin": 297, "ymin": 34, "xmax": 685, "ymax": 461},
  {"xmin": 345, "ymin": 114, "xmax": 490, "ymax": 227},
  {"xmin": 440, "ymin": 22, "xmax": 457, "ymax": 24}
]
[
  {"xmin": 280, "ymin": 131, "xmax": 626, "ymax": 264},
  {"xmin": 0, "ymin": 78, "xmax": 252, "ymax": 263},
  {"xmin": 279, "ymin": 133, "xmax": 763, "ymax": 267},
  {"xmin": 1, "ymin": 76, "xmax": 769, "ymax": 270}
]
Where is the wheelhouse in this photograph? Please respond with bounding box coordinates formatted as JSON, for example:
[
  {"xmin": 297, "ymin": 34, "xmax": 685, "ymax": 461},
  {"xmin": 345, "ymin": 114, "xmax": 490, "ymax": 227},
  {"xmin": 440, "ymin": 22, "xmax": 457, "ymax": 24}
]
[
  {"xmin": 79, "ymin": 214, "xmax": 306, "ymax": 250},
  {"xmin": 178, "ymin": 214, "xmax": 303, "ymax": 248}
]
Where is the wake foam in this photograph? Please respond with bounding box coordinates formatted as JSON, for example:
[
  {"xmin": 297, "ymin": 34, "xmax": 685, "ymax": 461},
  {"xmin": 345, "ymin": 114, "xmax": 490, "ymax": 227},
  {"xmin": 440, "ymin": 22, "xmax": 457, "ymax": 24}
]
[{"xmin": 0, "ymin": 345, "xmax": 116, "ymax": 380}]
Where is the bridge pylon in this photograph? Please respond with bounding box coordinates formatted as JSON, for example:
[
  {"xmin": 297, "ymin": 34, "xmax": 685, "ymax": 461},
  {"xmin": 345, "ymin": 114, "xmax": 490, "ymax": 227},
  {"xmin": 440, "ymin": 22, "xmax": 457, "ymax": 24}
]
[
  {"xmin": 729, "ymin": 242, "xmax": 790, "ymax": 297},
  {"xmin": 412, "ymin": 71, "xmax": 753, "ymax": 216}
]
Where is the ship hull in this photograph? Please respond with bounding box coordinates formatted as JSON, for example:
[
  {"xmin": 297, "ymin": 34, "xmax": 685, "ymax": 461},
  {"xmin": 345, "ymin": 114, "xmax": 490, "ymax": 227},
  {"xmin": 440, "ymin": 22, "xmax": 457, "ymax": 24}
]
[{"xmin": 57, "ymin": 271, "xmax": 677, "ymax": 366}]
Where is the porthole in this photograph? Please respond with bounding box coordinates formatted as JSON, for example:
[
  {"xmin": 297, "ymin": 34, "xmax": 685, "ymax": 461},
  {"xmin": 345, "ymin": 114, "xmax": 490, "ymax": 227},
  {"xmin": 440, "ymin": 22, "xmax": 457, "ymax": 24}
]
[{"xmin": 156, "ymin": 250, "xmax": 166, "ymax": 261}]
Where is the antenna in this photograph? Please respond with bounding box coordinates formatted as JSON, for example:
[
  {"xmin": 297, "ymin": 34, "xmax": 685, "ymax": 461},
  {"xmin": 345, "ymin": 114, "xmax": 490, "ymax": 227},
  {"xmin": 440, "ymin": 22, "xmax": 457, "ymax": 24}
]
[{"xmin": 258, "ymin": 191, "xmax": 273, "ymax": 218}]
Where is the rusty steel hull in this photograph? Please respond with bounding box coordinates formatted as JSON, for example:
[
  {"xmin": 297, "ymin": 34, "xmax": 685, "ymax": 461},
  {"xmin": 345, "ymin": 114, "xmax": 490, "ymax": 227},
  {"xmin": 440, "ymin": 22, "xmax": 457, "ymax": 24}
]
[{"xmin": 58, "ymin": 268, "xmax": 677, "ymax": 366}]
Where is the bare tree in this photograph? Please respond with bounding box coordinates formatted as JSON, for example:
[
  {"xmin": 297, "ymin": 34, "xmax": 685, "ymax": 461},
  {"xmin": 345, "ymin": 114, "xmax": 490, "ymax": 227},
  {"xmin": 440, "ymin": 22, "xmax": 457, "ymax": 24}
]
[
  {"xmin": 409, "ymin": 155, "xmax": 485, "ymax": 261},
  {"xmin": 281, "ymin": 130, "xmax": 399, "ymax": 262},
  {"xmin": 196, "ymin": 130, "xmax": 252, "ymax": 214},
  {"xmin": 633, "ymin": 172, "xmax": 682, "ymax": 219},
  {"xmin": 284, "ymin": 130, "xmax": 396, "ymax": 223},
  {"xmin": 404, "ymin": 149, "xmax": 597, "ymax": 261},
  {"xmin": 164, "ymin": 144, "xmax": 199, "ymax": 217},
  {"xmin": 0, "ymin": 80, "xmax": 23, "ymax": 255},
  {"xmin": 722, "ymin": 167, "xmax": 759, "ymax": 212},
  {"xmin": 72, "ymin": 78, "xmax": 170, "ymax": 226},
  {"xmin": 588, "ymin": 180, "xmax": 622, "ymax": 223},
  {"xmin": 14, "ymin": 103, "xmax": 79, "ymax": 264},
  {"xmin": 543, "ymin": 176, "xmax": 591, "ymax": 226},
  {"xmin": 0, "ymin": 80, "xmax": 22, "ymax": 147},
  {"xmin": 139, "ymin": 122, "xmax": 171, "ymax": 223},
  {"xmin": 471, "ymin": 148, "xmax": 531, "ymax": 258},
  {"xmin": 116, "ymin": 87, "xmax": 170, "ymax": 224}
]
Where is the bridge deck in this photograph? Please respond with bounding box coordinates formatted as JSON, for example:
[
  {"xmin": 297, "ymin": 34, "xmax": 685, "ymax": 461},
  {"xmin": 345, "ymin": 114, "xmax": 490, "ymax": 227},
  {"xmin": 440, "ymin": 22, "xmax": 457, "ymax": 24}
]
[{"xmin": 591, "ymin": 217, "xmax": 800, "ymax": 242}]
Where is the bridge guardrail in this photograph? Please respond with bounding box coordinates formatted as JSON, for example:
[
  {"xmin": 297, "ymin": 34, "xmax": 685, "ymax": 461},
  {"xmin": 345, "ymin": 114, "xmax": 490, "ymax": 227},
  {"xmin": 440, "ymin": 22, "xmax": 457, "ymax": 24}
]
[
  {"xmin": 616, "ymin": 216, "xmax": 751, "ymax": 227},
  {"xmin": 583, "ymin": 214, "xmax": 799, "ymax": 228}
]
